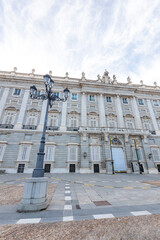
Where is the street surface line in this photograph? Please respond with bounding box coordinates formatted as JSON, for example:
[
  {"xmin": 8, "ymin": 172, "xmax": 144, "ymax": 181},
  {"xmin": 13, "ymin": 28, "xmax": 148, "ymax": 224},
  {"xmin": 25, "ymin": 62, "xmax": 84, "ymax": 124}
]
[
  {"xmin": 84, "ymin": 184, "xmax": 94, "ymax": 186},
  {"xmin": 93, "ymin": 214, "xmax": 114, "ymax": 219},
  {"xmin": 131, "ymin": 211, "xmax": 151, "ymax": 216},
  {"xmin": 104, "ymin": 186, "xmax": 114, "ymax": 188},
  {"xmin": 63, "ymin": 216, "xmax": 73, "ymax": 222},
  {"xmin": 64, "ymin": 205, "xmax": 72, "ymax": 210},
  {"xmin": 16, "ymin": 218, "xmax": 41, "ymax": 224},
  {"xmin": 123, "ymin": 187, "xmax": 133, "ymax": 189},
  {"xmin": 65, "ymin": 196, "xmax": 71, "ymax": 201}
]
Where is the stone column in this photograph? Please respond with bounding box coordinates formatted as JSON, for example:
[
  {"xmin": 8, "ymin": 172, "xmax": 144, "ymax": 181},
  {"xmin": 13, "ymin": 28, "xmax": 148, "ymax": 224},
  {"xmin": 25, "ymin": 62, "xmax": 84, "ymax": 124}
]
[
  {"xmin": 59, "ymin": 101, "xmax": 67, "ymax": 131},
  {"xmin": 131, "ymin": 97, "xmax": 142, "ymax": 129},
  {"xmin": 98, "ymin": 94, "xmax": 106, "ymax": 127},
  {"xmin": 81, "ymin": 93, "xmax": 87, "ymax": 127},
  {"xmin": 103, "ymin": 134, "xmax": 113, "ymax": 174},
  {"xmin": 146, "ymin": 99, "xmax": 159, "ymax": 131},
  {"xmin": 115, "ymin": 95, "xmax": 125, "ymax": 128},
  {"xmin": 80, "ymin": 133, "xmax": 90, "ymax": 173},
  {"xmin": 37, "ymin": 100, "xmax": 48, "ymax": 131},
  {"xmin": 14, "ymin": 90, "xmax": 30, "ymax": 129},
  {"xmin": 0, "ymin": 88, "xmax": 9, "ymax": 120}
]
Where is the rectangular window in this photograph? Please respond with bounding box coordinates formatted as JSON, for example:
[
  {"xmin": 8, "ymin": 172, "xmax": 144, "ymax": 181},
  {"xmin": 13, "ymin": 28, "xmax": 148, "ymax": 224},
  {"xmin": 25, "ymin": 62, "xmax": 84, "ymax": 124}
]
[
  {"xmin": 90, "ymin": 95, "xmax": 95, "ymax": 101},
  {"xmin": 153, "ymin": 100, "xmax": 159, "ymax": 106},
  {"xmin": 91, "ymin": 146, "xmax": 100, "ymax": 161},
  {"xmin": 72, "ymin": 93, "xmax": 77, "ymax": 100},
  {"xmin": 13, "ymin": 89, "xmax": 21, "ymax": 95},
  {"xmin": 138, "ymin": 99, "xmax": 144, "ymax": 105},
  {"xmin": 106, "ymin": 97, "xmax": 112, "ymax": 102},
  {"xmin": 69, "ymin": 146, "xmax": 77, "ymax": 161},
  {"xmin": 123, "ymin": 98, "xmax": 128, "ymax": 104},
  {"xmin": 152, "ymin": 148, "xmax": 160, "ymax": 162},
  {"xmin": 45, "ymin": 146, "xmax": 55, "ymax": 161},
  {"xmin": 18, "ymin": 145, "xmax": 31, "ymax": 161},
  {"xmin": 53, "ymin": 92, "xmax": 59, "ymax": 97}
]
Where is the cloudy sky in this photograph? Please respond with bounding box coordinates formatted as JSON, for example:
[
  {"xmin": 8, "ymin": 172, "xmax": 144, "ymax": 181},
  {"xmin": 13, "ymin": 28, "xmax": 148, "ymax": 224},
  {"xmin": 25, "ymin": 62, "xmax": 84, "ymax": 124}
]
[{"xmin": 0, "ymin": 0, "xmax": 160, "ymax": 85}]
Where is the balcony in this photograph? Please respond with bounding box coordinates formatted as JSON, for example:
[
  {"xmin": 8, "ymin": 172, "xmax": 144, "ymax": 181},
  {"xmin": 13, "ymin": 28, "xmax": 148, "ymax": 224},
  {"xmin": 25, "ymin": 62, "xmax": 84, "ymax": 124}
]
[
  {"xmin": 0, "ymin": 124, "xmax": 14, "ymax": 129},
  {"xmin": 46, "ymin": 126, "xmax": 59, "ymax": 130},
  {"xmin": 23, "ymin": 125, "xmax": 37, "ymax": 130},
  {"xmin": 67, "ymin": 127, "xmax": 79, "ymax": 131},
  {"xmin": 79, "ymin": 127, "xmax": 150, "ymax": 135}
]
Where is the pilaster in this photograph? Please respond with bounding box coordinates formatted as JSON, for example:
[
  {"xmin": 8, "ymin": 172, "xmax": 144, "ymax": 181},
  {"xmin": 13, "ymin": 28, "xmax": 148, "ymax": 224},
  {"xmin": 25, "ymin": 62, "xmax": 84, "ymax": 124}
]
[
  {"xmin": 59, "ymin": 101, "xmax": 67, "ymax": 131},
  {"xmin": 0, "ymin": 88, "xmax": 9, "ymax": 120},
  {"xmin": 98, "ymin": 94, "xmax": 106, "ymax": 127},
  {"xmin": 81, "ymin": 93, "xmax": 87, "ymax": 127},
  {"xmin": 14, "ymin": 90, "xmax": 30, "ymax": 129},
  {"xmin": 147, "ymin": 99, "xmax": 159, "ymax": 132},
  {"xmin": 115, "ymin": 95, "xmax": 125, "ymax": 128},
  {"xmin": 131, "ymin": 97, "xmax": 142, "ymax": 129},
  {"xmin": 38, "ymin": 100, "xmax": 48, "ymax": 131}
]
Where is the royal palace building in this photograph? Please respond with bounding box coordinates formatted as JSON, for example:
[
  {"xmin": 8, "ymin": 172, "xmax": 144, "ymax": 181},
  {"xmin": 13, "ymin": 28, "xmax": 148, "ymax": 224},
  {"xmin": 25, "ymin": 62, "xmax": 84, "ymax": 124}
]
[{"xmin": 0, "ymin": 68, "xmax": 160, "ymax": 174}]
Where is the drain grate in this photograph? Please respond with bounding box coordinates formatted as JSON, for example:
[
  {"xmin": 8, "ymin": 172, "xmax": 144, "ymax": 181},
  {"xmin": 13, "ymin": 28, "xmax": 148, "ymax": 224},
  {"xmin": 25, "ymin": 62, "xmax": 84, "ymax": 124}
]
[{"xmin": 93, "ymin": 201, "xmax": 111, "ymax": 206}]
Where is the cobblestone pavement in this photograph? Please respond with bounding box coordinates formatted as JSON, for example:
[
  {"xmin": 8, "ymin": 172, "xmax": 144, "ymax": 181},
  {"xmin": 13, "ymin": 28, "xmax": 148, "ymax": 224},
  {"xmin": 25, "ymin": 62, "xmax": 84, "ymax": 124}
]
[{"xmin": 1, "ymin": 173, "xmax": 160, "ymax": 226}]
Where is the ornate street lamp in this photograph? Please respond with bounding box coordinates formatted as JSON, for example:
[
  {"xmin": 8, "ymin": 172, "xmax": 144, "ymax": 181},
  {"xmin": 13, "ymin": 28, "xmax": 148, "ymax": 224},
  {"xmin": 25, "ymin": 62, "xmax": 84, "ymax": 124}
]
[
  {"xmin": 30, "ymin": 74, "xmax": 70, "ymax": 177},
  {"xmin": 109, "ymin": 137, "xmax": 115, "ymax": 174},
  {"xmin": 17, "ymin": 74, "xmax": 69, "ymax": 212}
]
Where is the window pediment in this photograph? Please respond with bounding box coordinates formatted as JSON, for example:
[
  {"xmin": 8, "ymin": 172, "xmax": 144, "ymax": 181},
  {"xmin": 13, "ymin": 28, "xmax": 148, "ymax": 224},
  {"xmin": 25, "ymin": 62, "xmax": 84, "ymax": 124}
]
[
  {"xmin": 5, "ymin": 106, "xmax": 18, "ymax": 111},
  {"xmin": 87, "ymin": 111, "xmax": 99, "ymax": 116}
]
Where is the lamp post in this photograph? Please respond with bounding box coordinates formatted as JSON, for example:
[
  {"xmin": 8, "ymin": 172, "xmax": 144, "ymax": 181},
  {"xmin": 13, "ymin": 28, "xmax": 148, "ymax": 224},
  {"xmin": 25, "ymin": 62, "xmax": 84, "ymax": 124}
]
[
  {"xmin": 133, "ymin": 138, "xmax": 142, "ymax": 174},
  {"xmin": 17, "ymin": 74, "xmax": 69, "ymax": 212},
  {"xmin": 30, "ymin": 74, "xmax": 70, "ymax": 177}
]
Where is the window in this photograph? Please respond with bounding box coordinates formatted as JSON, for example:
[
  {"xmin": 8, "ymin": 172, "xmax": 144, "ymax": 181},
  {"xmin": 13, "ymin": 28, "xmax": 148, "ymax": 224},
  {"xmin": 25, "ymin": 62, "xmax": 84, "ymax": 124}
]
[
  {"xmin": 152, "ymin": 148, "xmax": 160, "ymax": 162},
  {"xmin": 89, "ymin": 116, "xmax": 97, "ymax": 127},
  {"xmin": 70, "ymin": 116, "xmax": 78, "ymax": 128},
  {"xmin": 126, "ymin": 119, "xmax": 134, "ymax": 129},
  {"xmin": 72, "ymin": 93, "xmax": 77, "ymax": 100},
  {"xmin": 108, "ymin": 118, "xmax": 117, "ymax": 128},
  {"xmin": 143, "ymin": 119, "xmax": 151, "ymax": 130},
  {"xmin": 138, "ymin": 99, "xmax": 144, "ymax": 105},
  {"xmin": 49, "ymin": 114, "xmax": 58, "ymax": 126},
  {"xmin": 4, "ymin": 112, "xmax": 15, "ymax": 125},
  {"xmin": 18, "ymin": 145, "xmax": 31, "ymax": 161},
  {"xmin": 68, "ymin": 146, "xmax": 77, "ymax": 161},
  {"xmin": 106, "ymin": 97, "xmax": 112, "ymax": 103},
  {"xmin": 44, "ymin": 146, "xmax": 55, "ymax": 161},
  {"xmin": 13, "ymin": 89, "xmax": 21, "ymax": 95},
  {"xmin": 153, "ymin": 100, "xmax": 159, "ymax": 106},
  {"xmin": 53, "ymin": 92, "xmax": 59, "ymax": 97},
  {"xmin": 91, "ymin": 146, "xmax": 100, "ymax": 161},
  {"xmin": 123, "ymin": 98, "xmax": 128, "ymax": 104},
  {"xmin": 90, "ymin": 95, "xmax": 95, "ymax": 101},
  {"xmin": 0, "ymin": 144, "xmax": 6, "ymax": 161},
  {"xmin": 27, "ymin": 113, "xmax": 37, "ymax": 125}
]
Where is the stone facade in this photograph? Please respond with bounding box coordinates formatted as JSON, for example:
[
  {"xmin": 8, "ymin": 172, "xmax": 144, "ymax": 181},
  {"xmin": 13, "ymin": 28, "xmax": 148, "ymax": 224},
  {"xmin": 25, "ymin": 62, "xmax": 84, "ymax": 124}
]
[{"xmin": 0, "ymin": 69, "xmax": 160, "ymax": 174}]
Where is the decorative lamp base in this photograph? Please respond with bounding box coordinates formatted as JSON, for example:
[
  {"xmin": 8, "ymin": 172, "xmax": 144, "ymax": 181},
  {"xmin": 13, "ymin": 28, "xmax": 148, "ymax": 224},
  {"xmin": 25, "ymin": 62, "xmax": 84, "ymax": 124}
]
[{"xmin": 17, "ymin": 177, "xmax": 48, "ymax": 212}]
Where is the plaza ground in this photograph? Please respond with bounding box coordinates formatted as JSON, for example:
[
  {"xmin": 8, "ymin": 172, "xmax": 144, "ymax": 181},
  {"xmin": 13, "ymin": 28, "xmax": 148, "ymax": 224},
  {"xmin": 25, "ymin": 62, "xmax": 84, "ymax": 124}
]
[{"xmin": 0, "ymin": 173, "xmax": 160, "ymax": 239}]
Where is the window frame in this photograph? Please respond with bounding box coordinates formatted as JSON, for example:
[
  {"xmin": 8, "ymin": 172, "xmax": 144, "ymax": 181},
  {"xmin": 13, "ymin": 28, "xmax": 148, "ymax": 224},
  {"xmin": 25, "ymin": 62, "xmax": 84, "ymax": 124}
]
[
  {"xmin": 17, "ymin": 144, "xmax": 32, "ymax": 162},
  {"xmin": 71, "ymin": 93, "xmax": 78, "ymax": 101},
  {"xmin": 0, "ymin": 143, "xmax": 7, "ymax": 162},
  {"xmin": 44, "ymin": 145, "xmax": 55, "ymax": 162},
  {"xmin": 89, "ymin": 95, "xmax": 95, "ymax": 102},
  {"xmin": 91, "ymin": 145, "xmax": 101, "ymax": 162},
  {"xmin": 122, "ymin": 98, "xmax": 128, "ymax": 104},
  {"xmin": 138, "ymin": 99, "xmax": 144, "ymax": 105},
  {"xmin": 13, "ymin": 88, "xmax": 21, "ymax": 96},
  {"xmin": 68, "ymin": 145, "xmax": 78, "ymax": 162},
  {"xmin": 106, "ymin": 96, "xmax": 112, "ymax": 103},
  {"xmin": 153, "ymin": 100, "xmax": 159, "ymax": 107}
]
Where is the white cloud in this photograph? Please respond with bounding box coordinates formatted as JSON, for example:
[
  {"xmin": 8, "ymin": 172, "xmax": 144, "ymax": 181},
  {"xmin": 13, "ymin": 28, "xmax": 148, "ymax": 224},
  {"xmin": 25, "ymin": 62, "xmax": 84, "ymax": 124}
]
[{"xmin": 0, "ymin": 0, "xmax": 160, "ymax": 85}]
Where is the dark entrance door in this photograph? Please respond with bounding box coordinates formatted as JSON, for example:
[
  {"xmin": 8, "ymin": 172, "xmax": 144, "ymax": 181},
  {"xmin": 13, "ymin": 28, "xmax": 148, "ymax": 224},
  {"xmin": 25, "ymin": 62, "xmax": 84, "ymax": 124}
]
[
  {"xmin": 139, "ymin": 164, "xmax": 144, "ymax": 173},
  {"xmin": 157, "ymin": 164, "xmax": 160, "ymax": 172},
  {"xmin": 17, "ymin": 164, "xmax": 25, "ymax": 173},
  {"xmin": 44, "ymin": 164, "xmax": 51, "ymax": 173},
  {"xmin": 94, "ymin": 164, "xmax": 99, "ymax": 173},
  {"xmin": 70, "ymin": 164, "xmax": 75, "ymax": 172}
]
